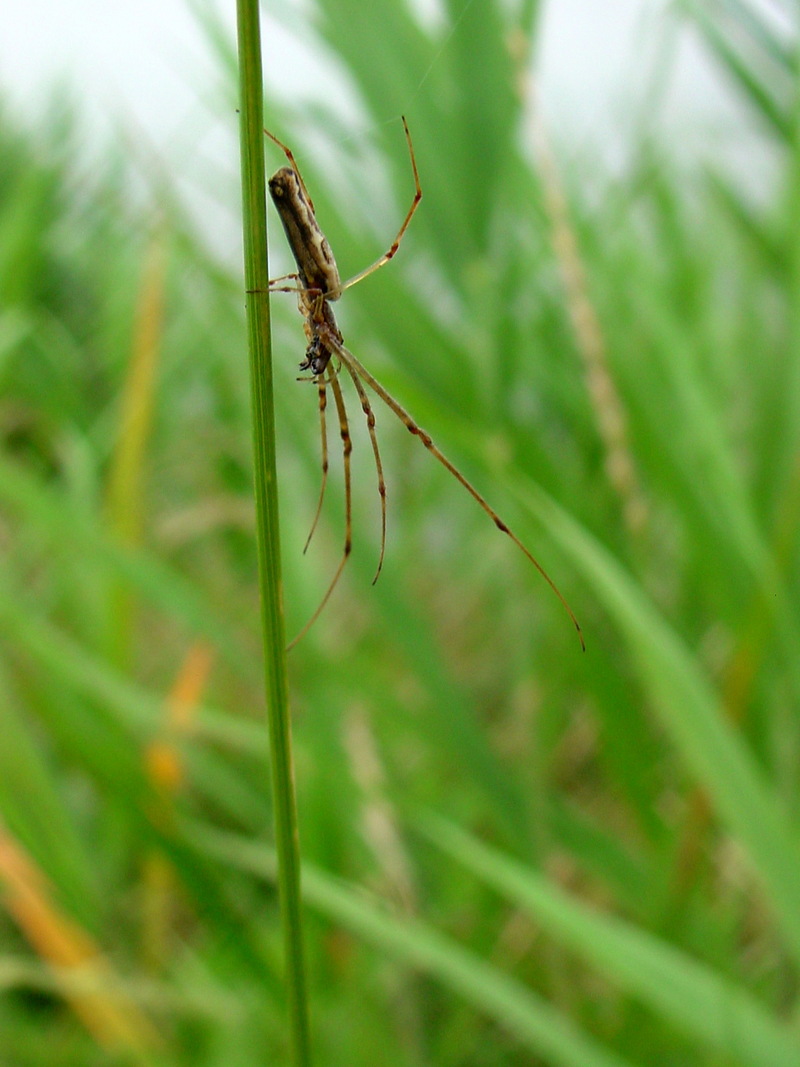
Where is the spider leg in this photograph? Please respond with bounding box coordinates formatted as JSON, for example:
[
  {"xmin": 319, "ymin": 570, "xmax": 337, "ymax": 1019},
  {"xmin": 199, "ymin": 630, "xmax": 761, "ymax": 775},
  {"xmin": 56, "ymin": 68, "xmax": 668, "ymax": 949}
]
[
  {"xmin": 268, "ymin": 282, "xmax": 306, "ymax": 296},
  {"xmin": 246, "ymin": 274, "xmax": 302, "ymax": 297},
  {"xmin": 340, "ymin": 358, "xmax": 387, "ymax": 583},
  {"xmin": 263, "ymin": 128, "xmax": 317, "ymax": 213},
  {"xmin": 287, "ymin": 365, "xmax": 352, "ymax": 650},
  {"xmin": 303, "ymin": 375, "xmax": 329, "ymax": 554},
  {"xmin": 268, "ymin": 272, "xmax": 300, "ymax": 290},
  {"xmin": 325, "ymin": 331, "xmax": 585, "ymax": 651},
  {"xmin": 336, "ymin": 117, "xmax": 422, "ymax": 296}
]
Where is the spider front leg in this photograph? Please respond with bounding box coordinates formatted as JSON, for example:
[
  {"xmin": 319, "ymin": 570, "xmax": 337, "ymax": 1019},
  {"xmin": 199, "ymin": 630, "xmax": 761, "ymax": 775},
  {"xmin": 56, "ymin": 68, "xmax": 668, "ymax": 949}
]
[{"xmin": 336, "ymin": 116, "xmax": 422, "ymax": 296}]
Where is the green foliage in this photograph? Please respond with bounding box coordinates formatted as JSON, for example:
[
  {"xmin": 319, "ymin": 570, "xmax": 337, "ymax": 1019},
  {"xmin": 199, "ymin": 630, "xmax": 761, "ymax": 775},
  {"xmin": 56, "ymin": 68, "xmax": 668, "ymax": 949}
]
[{"xmin": 1, "ymin": 0, "xmax": 799, "ymax": 1064}]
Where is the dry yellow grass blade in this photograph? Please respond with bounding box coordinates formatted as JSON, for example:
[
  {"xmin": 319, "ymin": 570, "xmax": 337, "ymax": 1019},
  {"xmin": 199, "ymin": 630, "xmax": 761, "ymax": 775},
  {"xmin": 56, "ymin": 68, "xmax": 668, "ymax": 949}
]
[
  {"xmin": 145, "ymin": 641, "xmax": 214, "ymax": 795},
  {"xmin": 142, "ymin": 642, "xmax": 214, "ymax": 971}
]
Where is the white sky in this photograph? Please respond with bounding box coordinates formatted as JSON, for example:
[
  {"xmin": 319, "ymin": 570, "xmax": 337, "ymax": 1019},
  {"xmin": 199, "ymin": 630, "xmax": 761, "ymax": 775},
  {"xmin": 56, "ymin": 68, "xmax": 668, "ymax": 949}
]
[
  {"xmin": 0, "ymin": 0, "xmax": 776, "ymax": 249},
  {"xmin": 0, "ymin": 0, "xmax": 728, "ymax": 149}
]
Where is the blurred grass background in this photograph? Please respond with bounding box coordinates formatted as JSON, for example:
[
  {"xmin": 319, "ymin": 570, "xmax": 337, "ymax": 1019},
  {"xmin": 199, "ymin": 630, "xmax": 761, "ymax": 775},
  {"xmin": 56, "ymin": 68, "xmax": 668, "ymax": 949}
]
[{"xmin": 2, "ymin": 0, "xmax": 800, "ymax": 1064}]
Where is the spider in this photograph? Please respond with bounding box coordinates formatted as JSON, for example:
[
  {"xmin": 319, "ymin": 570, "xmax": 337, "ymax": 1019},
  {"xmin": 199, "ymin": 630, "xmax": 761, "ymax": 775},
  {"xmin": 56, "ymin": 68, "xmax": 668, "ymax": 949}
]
[{"xmin": 264, "ymin": 117, "xmax": 584, "ymax": 650}]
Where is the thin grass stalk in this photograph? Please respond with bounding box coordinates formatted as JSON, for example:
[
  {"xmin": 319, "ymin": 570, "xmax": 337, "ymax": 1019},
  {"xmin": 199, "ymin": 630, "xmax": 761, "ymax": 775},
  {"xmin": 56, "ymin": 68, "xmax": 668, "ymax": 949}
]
[{"xmin": 235, "ymin": 1, "xmax": 312, "ymax": 1061}]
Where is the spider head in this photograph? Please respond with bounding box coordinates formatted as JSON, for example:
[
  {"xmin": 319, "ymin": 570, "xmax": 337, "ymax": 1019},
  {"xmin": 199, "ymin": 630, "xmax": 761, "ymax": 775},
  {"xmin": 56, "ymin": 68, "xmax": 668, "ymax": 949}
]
[{"xmin": 300, "ymin": 337, "xmax": 332, "ymax": 377}]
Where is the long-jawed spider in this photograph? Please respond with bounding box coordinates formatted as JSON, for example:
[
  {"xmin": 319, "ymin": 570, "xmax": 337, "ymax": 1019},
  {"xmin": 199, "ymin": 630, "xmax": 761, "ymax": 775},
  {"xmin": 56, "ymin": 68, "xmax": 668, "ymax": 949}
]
[{"xmin": 264, "ymin": 117, "xmax": 583, "ymax": 651}]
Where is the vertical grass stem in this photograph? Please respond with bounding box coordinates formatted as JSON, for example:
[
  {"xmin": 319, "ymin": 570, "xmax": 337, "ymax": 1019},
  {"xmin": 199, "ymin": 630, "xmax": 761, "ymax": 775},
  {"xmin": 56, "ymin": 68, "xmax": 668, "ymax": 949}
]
[{"xmin": 235, "ymin": 1, "xmax": 312, "ymax": 1061}]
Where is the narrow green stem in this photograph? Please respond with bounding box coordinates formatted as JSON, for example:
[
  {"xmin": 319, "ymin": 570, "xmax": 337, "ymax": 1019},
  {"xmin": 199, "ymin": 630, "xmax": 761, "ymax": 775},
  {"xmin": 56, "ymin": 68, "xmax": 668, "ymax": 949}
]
[{"xmin": 235, "ymin": 2, "xmax": 312, "ymax": 1062}]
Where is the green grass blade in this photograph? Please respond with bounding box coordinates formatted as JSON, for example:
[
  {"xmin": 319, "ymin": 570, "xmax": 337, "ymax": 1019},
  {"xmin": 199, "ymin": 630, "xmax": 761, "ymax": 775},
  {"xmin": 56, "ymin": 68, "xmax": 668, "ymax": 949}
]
[
  {"xmin": 424, "ymin": 818, "xmax": 800, "ymax": 1067},
  {"xmin": 191, "ymin": 823, "xmax": 638, "ymax": 1067},
  {"xmin": 677, "ymin": 0, "xmax": 791, "ymax": 137},
  {"xmin": 511, "ymin": 483, "xmax": 800, "ymax": 966}
]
